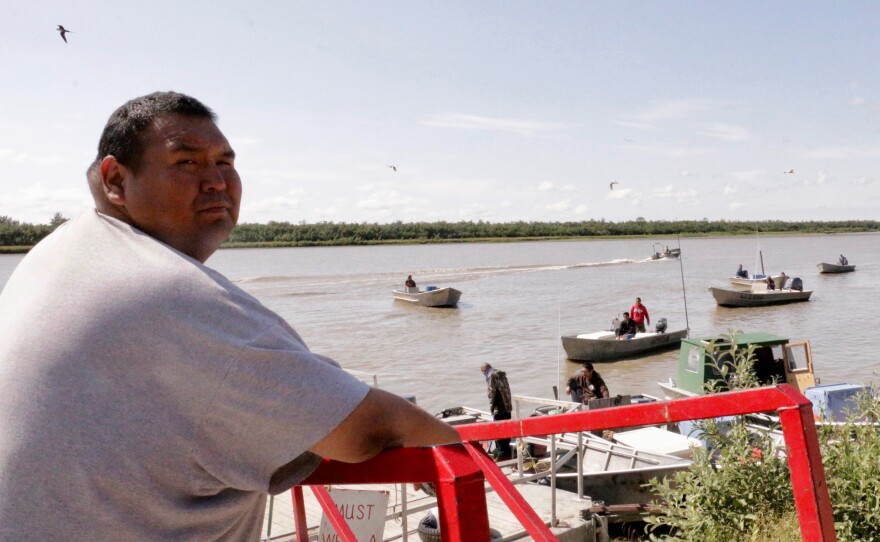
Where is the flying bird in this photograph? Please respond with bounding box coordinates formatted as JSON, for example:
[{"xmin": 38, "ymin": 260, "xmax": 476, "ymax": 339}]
[
  {"xmin": 387, "ymin": 165, "xmax": 397, "ymax": 172},
  {"xmin": 57, "ymin": 25, "xmax": 72, "ymax": 43},
  {"xmin": 609, "ymin": 181, "xmax": 619, "ymax": 190},
  {"xmin": 784, "ymin": 169, "xmax": 795, "ymax": 174}
]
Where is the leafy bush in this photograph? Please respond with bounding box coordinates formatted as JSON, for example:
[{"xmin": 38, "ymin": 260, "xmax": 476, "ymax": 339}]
[
  {"xmin": 644, "ymin": 332, "xmax": 880, "ymax": 541},
  {"xmin": 644, "ymin": 332, "xmax": 792, "ymax": 541},
  {"xmin": 816, "ymin": 390, "xmax": 880, "ymax": 541}
]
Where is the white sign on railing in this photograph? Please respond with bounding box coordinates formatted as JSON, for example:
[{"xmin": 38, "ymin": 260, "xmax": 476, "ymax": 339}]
[{"xmin": 318, "ymin": 488, "xmax": 389, "ymax": 542}]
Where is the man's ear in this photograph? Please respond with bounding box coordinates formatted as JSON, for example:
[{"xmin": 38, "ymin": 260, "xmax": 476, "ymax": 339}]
[{"xmin": 100, "ymin": 156, "xmax": 128, "ymax": 206}]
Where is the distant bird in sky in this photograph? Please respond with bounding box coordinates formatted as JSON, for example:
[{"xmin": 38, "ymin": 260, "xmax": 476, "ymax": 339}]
[
  {"xmin": 784, "ymin": 169, "xmax": 795, "ymax": 174},
  {"xmin": 57, "ymin": 25, "xmax": 72, "ymax": 43},
  {"xmin": 387, "ymin": 165, "xmax": 397, "ymax": 172},
  {"xmin": 609, "ymin": 181, "xmax": 619, "ymax": 190}
]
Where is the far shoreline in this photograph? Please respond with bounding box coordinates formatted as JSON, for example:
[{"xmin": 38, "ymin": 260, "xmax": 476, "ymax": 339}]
[{"xmin": 1, "ymin": 229, "xmax": 875, "ymax": 255}]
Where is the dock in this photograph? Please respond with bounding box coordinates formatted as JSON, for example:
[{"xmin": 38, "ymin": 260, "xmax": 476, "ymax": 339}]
[{"xmin": 261, "ymin": 465, "xmax": 607, "ymax": 541}]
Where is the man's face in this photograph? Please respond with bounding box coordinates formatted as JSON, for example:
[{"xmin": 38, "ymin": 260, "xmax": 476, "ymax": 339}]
[{"xmin": 109, "ymin": 113, "xmax": 241, "ymax": 262}]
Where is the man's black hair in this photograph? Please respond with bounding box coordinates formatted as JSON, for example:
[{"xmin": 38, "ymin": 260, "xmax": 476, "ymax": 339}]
[{"xmin": 94, "ymin": 91, "xmax": 216, "ymax": 172}]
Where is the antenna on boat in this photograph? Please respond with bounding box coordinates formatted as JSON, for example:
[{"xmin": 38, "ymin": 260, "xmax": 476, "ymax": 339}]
[
  {"xmin": 754, "ymin": 222, "xmax": 765, "ymax": 276},
  {"xmin": 556, "ymin": 288, "xmax": 562, "ymax": 395},
  {"xmin": 676, "ymin": 232, "xmax": 690, "ymax": 335}
]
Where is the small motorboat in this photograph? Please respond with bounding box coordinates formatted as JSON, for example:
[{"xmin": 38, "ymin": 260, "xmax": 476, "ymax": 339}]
[
  {"xmin": 709, "ymin": 281, "xmax": 812, "ymax": 307},
  {"xmin": 561, "ymin": 318, "xmax": 688, "ymax": 362},
  {"xmin": 392, "ymin": 285, "xmax": 461, "ymax": 307},
  {"xmin": 650, "ymin": 243, "xmax": 681, "ymax": 260},
  {"xmin": 816, "ymin": 262, "xmax": 855, "ymax": 274}
]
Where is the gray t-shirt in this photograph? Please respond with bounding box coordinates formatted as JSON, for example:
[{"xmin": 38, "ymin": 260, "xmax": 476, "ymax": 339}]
[{"xmin": 0, "ymin": 210, "xmax": 370, "ymax": 541}]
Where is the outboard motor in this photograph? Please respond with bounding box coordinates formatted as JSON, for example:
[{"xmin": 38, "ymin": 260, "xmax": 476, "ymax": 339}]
[
  {"xmin": 791, "ymin": 277, "xmax": 803, "ymax": 292},
  {"xmin": 655, "ymin": 317, "xmax": 668, "ymax": 334}
]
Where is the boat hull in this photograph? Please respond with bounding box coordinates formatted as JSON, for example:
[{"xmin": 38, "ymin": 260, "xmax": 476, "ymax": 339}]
[
  {"xmin": 816, "ymin": 262, "xmax": 855, "ymax": 274},
  {"xmin": 561, "ymin": 328, "xmax": 689, "ymax": 362},
  {"xmin": 709, "ymin": 287, "xmax": 812, "ymax": 307},
  {"xmin": 392, "ymin": 287, "xmax": 462, "ymax": 307}
]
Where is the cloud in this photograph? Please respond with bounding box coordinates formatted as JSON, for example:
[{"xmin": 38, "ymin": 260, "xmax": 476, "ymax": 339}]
[
  {"xmin": 534, "ymin": 181, "xmax": 576, "ymax": 192},
  {"xmin": 616, "ymin": 98, "xmax": 719, "ymax": 130},
  {"xmin": 546, "ymin": 199, "xmax": 572, "ymax": 212},
  {"xmin": 850, "ymin": 97, "xmax": 866, "ymax": 106},
  {"xmin": 651, "ymin": 185, "xmax": 699, "ymax": 204},
  {"xmin": 801, "ymin": 145, "xmax": 880, "ymax": 160},
  {"xmin": 852, "ymin": 176, "xmax": 874, "ymax": 185},
  {"xmin": 240, "ymin": 191, "xmax": 303, "ymax": 220},
  {"xmin": 723, "ymin": 184, "xmax": 738, "ymax": 195},
  {"xmin": 355, "ymin": 190, "xmax": 427, "ymax": 211},
  {"xmin": 244, "ymin": 168, "xmax": 347, "ymax": 183},
  {"xmin": 701, "ymin": 123, "xmax": 750, "ymax": 142},
  {"xmin": 420, "ymin": 113, "xmax": 568, "ymax": 137},
  {"xmin": 730, "ymin": 170, "xmax": 764, "ymax": 182},
  {"xmin": 229, "ymin": 136, "xmax": 260, "ymax": 148},
  {"xmin": 729, "ymin": 201, "xmax": 745, "ymax": 209},
  {"xmin": 459, "ymin": 203, "xmax": 489, "ymax": 217},
  {"xmin": 313, "ymin": 206, "xmax": 340, "ymax": 218},
  {"xmin": 0, "ymin": 148, "xmax": 63, "ymax": 165},
  {"xmin": 0, "ymin": 183, "xmax": 91, "ymax": 223},
  {"xmin": 626, "ymin": 142, "xmax": 711, "ymax": 158},
  {"xmin": 606, "ymin": 187, "xmax": 635, "ymax": 200}
]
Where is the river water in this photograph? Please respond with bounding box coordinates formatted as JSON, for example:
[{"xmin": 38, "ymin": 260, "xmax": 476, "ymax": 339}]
[{"xmin": 1, "ymin": 233, "xmax": 877, "ymax": 413}]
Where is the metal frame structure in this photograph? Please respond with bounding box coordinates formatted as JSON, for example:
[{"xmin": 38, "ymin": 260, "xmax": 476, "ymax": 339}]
[{"xmin": 292, "ymin": 384, "xmax": 836, "ymax": 541}]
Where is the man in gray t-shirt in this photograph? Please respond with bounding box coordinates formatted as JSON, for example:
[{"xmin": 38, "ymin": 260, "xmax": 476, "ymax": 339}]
[{"xmin": 0, "ymin": 92, "xmax": 458, "ymax": 541}]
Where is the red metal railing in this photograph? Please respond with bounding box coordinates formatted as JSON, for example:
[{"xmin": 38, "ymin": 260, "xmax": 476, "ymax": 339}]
[{"xmin": 293, "ymin": 384, "xmax": 836, "ymax": 541}]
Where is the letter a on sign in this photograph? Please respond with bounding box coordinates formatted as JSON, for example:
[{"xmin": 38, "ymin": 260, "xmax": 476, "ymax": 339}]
[{"xmin": 318, "ymin": 488, "xmax": 389, "ymax": 541}]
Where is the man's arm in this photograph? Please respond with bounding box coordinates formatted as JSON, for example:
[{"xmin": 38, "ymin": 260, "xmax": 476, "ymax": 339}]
[{"xmin": 308, "ymin": 388, "xmax": 460, "ymax": 463}]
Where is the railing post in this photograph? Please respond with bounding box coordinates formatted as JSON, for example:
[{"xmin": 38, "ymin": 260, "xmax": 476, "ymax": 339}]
[
  {"xmin": 291, "ymin": 486, "xmax": 310, "ymax": 542},
  {"xmin": 576, "ymin": 431, "xmax": 584, "ymax": 500},
  {"xmin": 400, "ymin": 482, "xmax": 409, "ymax": 542},
  {"xmin": 431, "ymin": 445, "xmax": 491, "ymax": 542},
  {"xmin": 778, "ymin": 405, "xmax": 837, "ymax": 541},
  {"xmin": 550, "ymin": 434, "xmax": 557, "ymax": 527}
]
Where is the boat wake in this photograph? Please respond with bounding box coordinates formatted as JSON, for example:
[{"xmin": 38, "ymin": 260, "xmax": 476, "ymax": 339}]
[{"xmin": 230, "ymin": 257, "xmax": 652, "ymax": 296}]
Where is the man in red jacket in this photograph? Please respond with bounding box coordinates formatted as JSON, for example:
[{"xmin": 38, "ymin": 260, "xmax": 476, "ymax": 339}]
[{"xmin": 630, "ymin": 297, "xmax": 650, "ymax": 333}]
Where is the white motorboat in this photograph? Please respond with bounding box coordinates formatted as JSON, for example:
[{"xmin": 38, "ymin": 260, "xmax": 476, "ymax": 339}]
[{"xmin": 392, "ymin": 286, "xmax": 462, "ymax": 307}]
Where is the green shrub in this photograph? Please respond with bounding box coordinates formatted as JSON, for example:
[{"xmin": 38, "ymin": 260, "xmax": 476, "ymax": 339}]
[
  {"xmin": 817, "ymin": 389, "xmax": 880, "ymax": 541},
  {"xmin": 644, "ymin": 331, "xmax": 880, "ymax": 541}
]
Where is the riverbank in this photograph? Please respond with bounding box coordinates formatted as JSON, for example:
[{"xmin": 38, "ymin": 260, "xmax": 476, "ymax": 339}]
[{"xmin": 3, "ymin": 228, "xmax": 875, "ymax": 253}]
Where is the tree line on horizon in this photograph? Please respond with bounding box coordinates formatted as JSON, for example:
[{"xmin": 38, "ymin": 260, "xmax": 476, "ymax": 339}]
[
  {"xmin": 225, "ymin": 218, "xmax": 880, "ymax": 247},
  {"xmin": 2, "ymin": 215, "xmax": 878, "ymax": 248}
]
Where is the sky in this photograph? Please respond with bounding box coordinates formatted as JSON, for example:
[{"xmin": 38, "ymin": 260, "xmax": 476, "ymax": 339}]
[{"xmin": 2, "ymin": 2, "xmax": 879, "ymax": 225}]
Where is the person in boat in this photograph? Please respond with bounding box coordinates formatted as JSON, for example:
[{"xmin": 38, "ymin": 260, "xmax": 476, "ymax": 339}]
[
  {"xmin": 778, "ymin": 271, "xmax": 787, "ymax": 289},
  {"xmin": 0, "ymin": 91, "xmax": 459, "ymax": 541},
  {"xmin": 839, "ymin": 254, "xmax": 848, "ymax": 266},
  {"xmin": 480, "ymin": 363, "xmax": 513, "ymax": 461},
  {"xmin": 405, "ymin": 275, "xmax": 417, "ymax": 288},
  {"xmin": 735, "ymin": 264, "xmax": 748, "ymax": 278},
  {"xmin": 567, "ymin": 363, "xmax": 610, "ymax": 404},
  {"xmin": 630, "ymin": 297, "xmax": 651, "ymax": 333},
  {"xmin": 766, "ymin": 275, "xmax": 776, "ymax": 290},
  {"xmin": 616, "ymin": 312, "xmax": 637, "ymax": 340}
]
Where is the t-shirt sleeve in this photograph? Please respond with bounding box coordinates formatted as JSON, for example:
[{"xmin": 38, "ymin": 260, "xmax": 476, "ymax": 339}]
[{"xmin": 191, "ymin": 323, "xmax": 371, "ymax": 493}]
